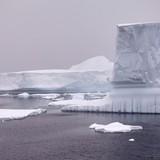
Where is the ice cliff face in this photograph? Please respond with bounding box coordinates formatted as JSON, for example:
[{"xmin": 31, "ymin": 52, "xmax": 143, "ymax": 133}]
[
  {"xmin": 113, "ymin": 23, "xmax": 160, "ymax": 87},
  {"xmin": 0, "ymin": 56, "xmax": 113, "ymax": 92}
]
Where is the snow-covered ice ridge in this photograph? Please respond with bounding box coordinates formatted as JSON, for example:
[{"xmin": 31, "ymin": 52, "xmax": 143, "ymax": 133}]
[
  {"xmin": 0, "ymin": 56, "xmax": 113, "ymax": 92},
  {"xmin": 113, "ymin": 22, "xmax": 160, "ymax": 87}
]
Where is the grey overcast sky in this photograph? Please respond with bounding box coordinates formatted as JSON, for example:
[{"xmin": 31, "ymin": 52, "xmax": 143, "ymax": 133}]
[{"xmin": 0, "ymin": 0, "xmax": 160, "ymax": 72}]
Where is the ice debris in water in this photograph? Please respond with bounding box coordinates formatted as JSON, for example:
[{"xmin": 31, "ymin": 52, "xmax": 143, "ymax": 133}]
[
  {"xmin": 17, "ymin": 92, "xmax": 30, "ymax": 98},
  {"xmin": 129, "ymin": 138, "xmax": 135, "ymax": 142},
  {"xmin": 89, "ymin": 122, "xmax": 143, "ymax": 133}
]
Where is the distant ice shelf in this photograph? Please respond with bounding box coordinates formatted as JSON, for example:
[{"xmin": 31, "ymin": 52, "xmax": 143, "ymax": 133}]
[{"xmin": 0, "ymin": 56, "xmax": 113, "ymax": 93}]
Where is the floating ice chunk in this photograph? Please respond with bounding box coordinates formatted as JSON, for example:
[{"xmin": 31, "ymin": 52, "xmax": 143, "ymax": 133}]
[
  {"xmin": 41, "ymin": 94, "xmax": 60, "ymax": 100},
  {"xmin": 129, "ymin": 138, "xmax": 135, "ymax": 142},
  {"xmin": 48, "ymin": 95, "xmax": 111, "ymax": 112},
  {"xmin": 17, "ymin": 92, "xmax": 30, "ymax": 98},
  {"xmin": 0, "ymin": 108, "xmax": 46, "ymax": 120},
  {"xmin": 71, "ymin": 93, "xmax": 84, "ymax": 100},
  {"xmin": 89, "ymin": 122, "xmax": 143, "ymax": 133},
  {"xmin": 89, "ymin": 123, "xmax": 104, "ymax": 129}
]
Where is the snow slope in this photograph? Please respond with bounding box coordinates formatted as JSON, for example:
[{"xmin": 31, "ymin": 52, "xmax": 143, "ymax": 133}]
[
  {"xmin": 0, "ymin": 108, "xmax": 46, "ymax": 120},
  {"xmin": 113, "ymin": 22, "xmax": 160, "ymax": 87},
  {"xmin": 70, "ymin": 56, "xmax": 113, "ymax": 72},
  {"xmin": 0, "ymin": 56, "xmax": 113, "ymax": 92}
]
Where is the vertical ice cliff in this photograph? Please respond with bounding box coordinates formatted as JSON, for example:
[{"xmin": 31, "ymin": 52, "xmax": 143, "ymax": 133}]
[
  {"xmin": 110, "ymin": 23, "xmax": 160, "ymax": 114},
  {"xmin": 59, "ymin": 23, "xmax": 160, "ymax": 113},
  {"xmin": 113, "ymin": 23, "xmax": 160, "ymax": 87}
]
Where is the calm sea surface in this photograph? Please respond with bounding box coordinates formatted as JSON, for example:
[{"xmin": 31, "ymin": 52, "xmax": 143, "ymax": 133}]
[{"xmin": 0, "ymin": 96, "xmax": 160, "ymax": 160}]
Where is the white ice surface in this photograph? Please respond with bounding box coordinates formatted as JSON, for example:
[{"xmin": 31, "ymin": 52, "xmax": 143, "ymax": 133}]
[
  {"xmin": 49, "ymin": 94, "xmax": 112, "ymax": 112},
  {"xmin": 30, "ymin": 93, "xmax": 60, "ymax": 99},
  {"xmin": 48, "ymin": 95, "xmax": 110, "ymax": 106},
  {"xmin": 0, "ymin": 94, "xmax": 12, "ymax": 97},
  {"xmin": 0, "ymin": 108, "xmax": 46, "ymax": 120},
  {"xmin": 70, "ymin": 56, "xmax": 114, "ymax": 72},
  {"xmin": 71, "ymin": 93, "xmax": 84, "ymax": 100},
  {"xmin": 17, "ymin": 92, "xmax": 30, "ymax": 98},
  {"xmin": 113, "ymin": 22, "xmax": 160, "ymax": 87},
  {"xmin": 129, "ymin": 138, "xmax": 135, "ymax": 142},
  {"xmin": 0, "ymin": 56, "xmax": 113, "ymax": 92},
  {"xmin": 89, "ymin": 122, "xmax": 143, "ymax": 133}
]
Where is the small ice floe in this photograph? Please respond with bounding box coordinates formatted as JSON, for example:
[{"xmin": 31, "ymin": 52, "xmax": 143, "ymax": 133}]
[
  {"xmin": 89, "ymin": 122, "xmax": 143, "ymax": 133},
  {"xmin": 0, "ymin": 108, "xmax": 46, "ymax": 120},
  {"xmin": 17, "ymin": 92, "xmax": 30, "ymax": 98},
  {"xmin": 129, "ymin": 138, "xmax": 135, "ymax": 142},
  {"xmin": 0, "ymin": 93, "xmax": 12, "ymax": 97},
  {"xmin": 30, "ymin": 93, "xmax": 60, "ymax": 100}
]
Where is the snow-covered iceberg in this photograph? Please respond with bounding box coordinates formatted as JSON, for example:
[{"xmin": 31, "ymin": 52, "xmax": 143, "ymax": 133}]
[
  {"xmin": 0, "ymin": 108, "xmax": 46, "ymax": 120},
  {"xmin": 89, "ymin": 122, "xmax": 143, "ymax": 133},
  {"xmin": 0, "ymin": 56, "xmax": 113, "ymax": 93},
  {"xmin": 111, "ymin": 22, "xmax": 160, "ymax": 114},
  {"xmin": 58, "ymin": 23, "xmax": 160, "ymax": 114},
  {"xmin": 113, "ymin": 22, "xmax": 160, "ymax": 87}
]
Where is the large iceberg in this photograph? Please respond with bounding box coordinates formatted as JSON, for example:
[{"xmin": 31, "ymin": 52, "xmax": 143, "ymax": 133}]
[
  {"xmin": 113, "ymin": 22, "xmax": 160, "ymax": 87},
  {"xmin": 60, "ymin": 23, "xmax": 160, "ymax": 114},
  {"xmin": 0, "ymin": 56, "xmax": 113, "ymax": 93},
  {"xmin": 111, "ymin": 23, "xmax": 160, "ymax": 114}
]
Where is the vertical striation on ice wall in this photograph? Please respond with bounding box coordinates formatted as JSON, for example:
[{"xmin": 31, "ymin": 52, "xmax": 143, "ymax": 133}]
[
  {"xmin": 113, "ymin": 23, "xmax": 160, "ymax": 87},
  {"xmin": 61, "ymin": 23, "xmax": 160, "ymax": 114}
]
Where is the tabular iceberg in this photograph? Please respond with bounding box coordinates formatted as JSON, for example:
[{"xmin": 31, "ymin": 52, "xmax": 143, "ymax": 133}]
[
  {"xmin": 61, "ymin": 23, "xmax": 160, "ymax": 114},
  {"xmin": 113, "ymin": 22, "xmax": 160, "ymax": 87},
  {"xmin": 111, "ymin": 23, "xmax": 160, "ymax": 114},
  {"xmin": 0, "ymin": 56, "xmax": 113, "ymax": 93}
]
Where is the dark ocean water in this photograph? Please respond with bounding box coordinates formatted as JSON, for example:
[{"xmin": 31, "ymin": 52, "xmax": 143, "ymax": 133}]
[{"xmin": 0, "ymin": 97, "xmax": 160, "ymax": 160}]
